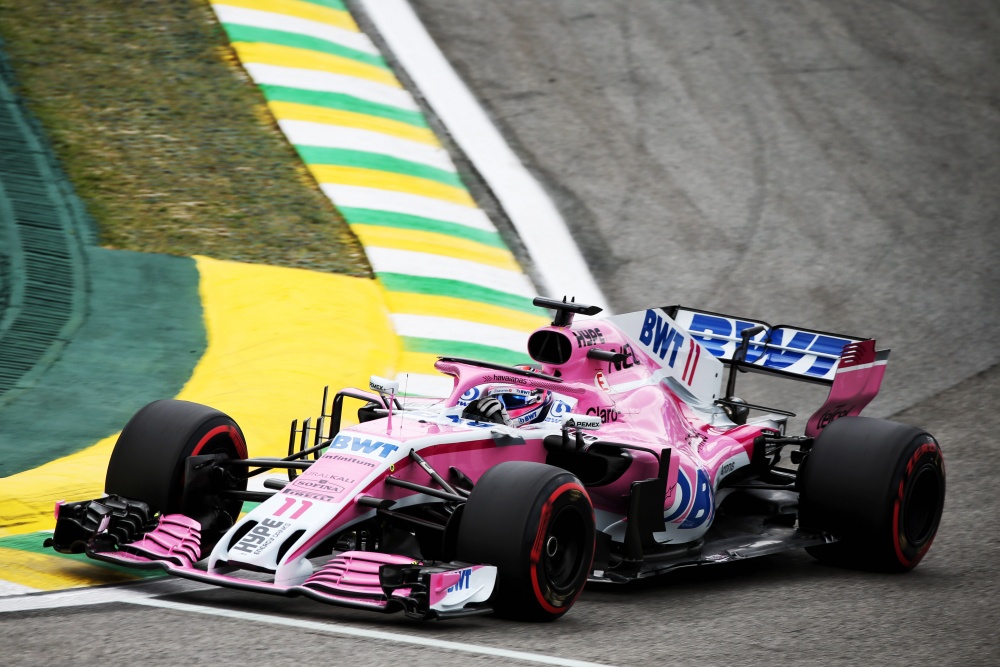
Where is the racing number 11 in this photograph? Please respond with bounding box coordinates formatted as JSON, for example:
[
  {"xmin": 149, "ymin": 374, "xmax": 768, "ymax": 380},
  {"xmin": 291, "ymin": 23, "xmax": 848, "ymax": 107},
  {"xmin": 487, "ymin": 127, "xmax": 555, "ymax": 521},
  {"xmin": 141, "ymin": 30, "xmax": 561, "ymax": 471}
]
[{"xmin": 274, "ymin": 497, "xmax": 313, "ymax": 520}]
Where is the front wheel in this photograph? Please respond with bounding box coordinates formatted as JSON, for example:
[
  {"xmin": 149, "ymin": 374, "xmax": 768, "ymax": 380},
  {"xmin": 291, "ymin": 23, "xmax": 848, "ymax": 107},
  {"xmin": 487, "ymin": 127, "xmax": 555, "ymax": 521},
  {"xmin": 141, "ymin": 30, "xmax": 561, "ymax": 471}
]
[
  {"xmin": 456, "ymin": 461, "xmax": 595, "ymax": 621},
  {"xmin": 798, "ymin": 416, "xmax": 945, "ymax": 572},
  {"xmin": 105, "ymin": 399, "xmax": 248, "ymax": 550}
]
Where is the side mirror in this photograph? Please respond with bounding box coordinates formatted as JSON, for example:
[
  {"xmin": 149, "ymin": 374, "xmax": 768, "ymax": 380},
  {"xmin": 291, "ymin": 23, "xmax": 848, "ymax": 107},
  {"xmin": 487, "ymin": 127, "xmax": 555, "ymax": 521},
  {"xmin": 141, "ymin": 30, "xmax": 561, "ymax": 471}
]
[{"xmin": 370, "ymin": 376, "xmax": 399, "ymax": 395}]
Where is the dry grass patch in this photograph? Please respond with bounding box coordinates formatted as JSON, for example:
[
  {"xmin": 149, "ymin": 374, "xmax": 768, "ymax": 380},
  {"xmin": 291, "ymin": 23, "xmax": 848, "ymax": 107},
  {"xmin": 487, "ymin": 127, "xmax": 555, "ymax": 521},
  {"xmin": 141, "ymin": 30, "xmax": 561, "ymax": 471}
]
[{"xmin": 0, "ymin": 0, "xmax": 370, "ymax": 276}]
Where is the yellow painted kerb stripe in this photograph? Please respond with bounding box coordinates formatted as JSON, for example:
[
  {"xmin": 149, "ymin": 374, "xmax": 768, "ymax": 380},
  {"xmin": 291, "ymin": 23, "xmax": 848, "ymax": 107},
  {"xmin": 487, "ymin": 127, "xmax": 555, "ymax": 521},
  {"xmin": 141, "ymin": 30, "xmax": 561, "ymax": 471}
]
[
  {"xmin": 352, "ymin": 225, "xmax": 520, "ymax": 271},
  {"xmin": 214, "ymin": 0, "xmax": 358, "ymax": 32},
  {"xmin": 309, "ymin": 166, "xmax": 475, "ymax": 206},
  {"xmin": 382, "ymin": 292, "xmax": 549, "ymax": 332},
  {"xmin": 231, "ymin": 42, "xmax": 397, "ymax": 87},
  {"xmin": 269, "ymin": 102, "xmax": 439, "ymax": 145},
  {"xmin": 0, "ymin": 546, "xmax": 139, "ymax": 591}
]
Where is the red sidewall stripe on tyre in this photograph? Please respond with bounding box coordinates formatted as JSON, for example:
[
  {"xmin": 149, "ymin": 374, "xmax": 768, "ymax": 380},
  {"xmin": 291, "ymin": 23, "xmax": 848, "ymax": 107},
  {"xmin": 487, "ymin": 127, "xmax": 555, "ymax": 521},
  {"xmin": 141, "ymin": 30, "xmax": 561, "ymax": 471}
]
[
  {"xmin": 529, "ymin": 482, "xmax": 592, "ymax": 615},
  {"xmin": 191, "ymin": 425, "xmax": 248, "ymax": 460},
  {"xmin": 891, "ymin": 440, "xmax": 940, "ymax": 568}
]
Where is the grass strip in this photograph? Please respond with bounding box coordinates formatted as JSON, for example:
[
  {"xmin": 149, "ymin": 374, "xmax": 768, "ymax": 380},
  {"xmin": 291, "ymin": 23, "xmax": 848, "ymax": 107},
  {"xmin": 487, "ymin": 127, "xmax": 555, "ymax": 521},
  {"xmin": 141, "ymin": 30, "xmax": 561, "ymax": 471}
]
[{"xmin": 0, "ymin": 0, "xmax": 369, "ymax": 276}]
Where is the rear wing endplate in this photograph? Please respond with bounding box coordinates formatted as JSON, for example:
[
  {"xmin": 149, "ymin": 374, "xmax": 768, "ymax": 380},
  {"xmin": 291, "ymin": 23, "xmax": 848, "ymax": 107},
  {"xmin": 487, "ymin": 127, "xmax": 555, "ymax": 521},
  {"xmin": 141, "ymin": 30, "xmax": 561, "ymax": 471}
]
[{"xmin": 666, "ymin": 306, "xmax": 868, "ymax": 385}]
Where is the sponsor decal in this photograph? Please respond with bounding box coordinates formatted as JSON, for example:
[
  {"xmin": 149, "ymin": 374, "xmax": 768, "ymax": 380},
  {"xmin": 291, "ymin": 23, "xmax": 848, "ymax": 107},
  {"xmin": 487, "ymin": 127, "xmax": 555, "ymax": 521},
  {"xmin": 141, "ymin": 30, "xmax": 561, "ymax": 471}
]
[
  {"xmin": 543, "ymin": 399, "xmax": 575, "ymax": 424},
  {"xmin": 458, "ymin": 386, "xmax": 481, "ymax": 407},
  {"xmin": 586, "ymin": 406, "xmax": 620, "ymax": 423},
  {"xmin": 324, "ymin": 453, "xmax": 377, "ymax": 468},
  {"xmin": 685, "ymin": 313, "xmax": 853, "ymax": 380},
  {"xmin": 817, "ymin": 404, "xmax": 852, "ymax": 429},
  {"xmin": 680, "ymin": 338, "xmax": 702, "ymax": 386},
  {"xmin": 487, "ymin": 385, "xmax": 533, "ymax": 398},
  {"xmin": 283, "ymin": 488, "xmax": 336, "ymax": 502},
  {"xmin": 429, "ymin": 565, "xmax": 497, "ymax": 611},
  {"xmin": 639, "ymin": 310, "xmax": 684, "ymax": 366},
  {"xmin": 718, "ymin": 461, "xmax": 735, "ymax": 478},
  {"xmin": 447, "ymin": 568, "xmax": 472, "ymax": 593},
  {"xmin": 635, "ymin": 310, "xmax": 706, "ymax": 387},
  {"xmin": 329, "ymin": 434, "xmax": 400, "ymax": 459},
  {"xmin": 572, "ymin": 327, "xmax": 606, "ymax": 348},
  {"xmin": 369, "ymin": 376, "xmax": 399, "ymax": 394},
  {"xmin": 490, "ymin": 373, "xmax": 529, "ymax": 385},
  {"xmin": 607, "ymin": 344, "xmax": 639, "ymax": 373},
  {"xmin": 273, "ymin": 497, "xmax": 313, "ymax": 519},
  {"xmin": 681, "ymin": 469, "xmax": 714, "ymax": 529},
  {"xmin": 595, "ymin": 371, "xmax": 610, "ymax": 392},
  {"xmin": 445, "ymin": 414, "xmax": 495, "ymax": 428},
  {"xmin": 232, "ymin": 518, "xmax": 287, "ymax": 555},
  {"xmin": 288, "ymin": 478, "xmax": 345, "ymax": 496},
  {"xmin": 509, "ymin": 404, "xmax": 545, "ymax": 426},
  {"xmin": 664, "ymin": 469, "xmax": 714, "ymax": 530},
  {"xmin": 562, "ymin": 413, "xmax": 602, "ymax": 430},
  {"xmin": 282, "ymin": 453, "xmax": 377, "ymax": 502}
]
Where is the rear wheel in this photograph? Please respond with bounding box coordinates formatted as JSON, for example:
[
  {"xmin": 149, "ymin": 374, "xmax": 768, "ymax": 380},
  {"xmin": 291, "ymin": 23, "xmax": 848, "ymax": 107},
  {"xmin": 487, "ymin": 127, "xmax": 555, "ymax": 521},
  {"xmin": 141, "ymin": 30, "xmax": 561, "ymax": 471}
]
[
  {"xmin": 798, "ymin": 416, "xmax": 945, "ymax": 572},
  {"xmin": 457, "ymin": 461, "xmax": 595, "ymax": 621},
  {"xmin": 105, "ymin": 399, "xmax": 248, "ymax": 550}
]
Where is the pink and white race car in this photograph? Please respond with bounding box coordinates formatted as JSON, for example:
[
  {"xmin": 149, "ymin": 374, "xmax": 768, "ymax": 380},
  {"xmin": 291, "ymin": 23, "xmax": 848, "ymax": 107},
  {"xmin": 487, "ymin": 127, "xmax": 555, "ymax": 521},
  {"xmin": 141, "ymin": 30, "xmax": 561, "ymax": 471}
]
[{"xmin": 47, "ymin": 297, "xmax": 946, "ymax": 621}]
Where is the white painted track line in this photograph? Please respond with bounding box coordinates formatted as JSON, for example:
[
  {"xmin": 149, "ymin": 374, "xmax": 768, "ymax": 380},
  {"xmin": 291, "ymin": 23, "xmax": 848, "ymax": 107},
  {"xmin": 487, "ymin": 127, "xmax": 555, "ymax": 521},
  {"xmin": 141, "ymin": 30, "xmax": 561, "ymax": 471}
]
[
  {"xmin": 358, "ymin": 0, "xmax": 610, "ymax": 312},
  {"xmin": 130, "ymin": 598, "xmax": 618, "ymax": 667},
  {"xmin": 0, "ymin": 578, "xmax": 206, "ymax": 613},
  {"xmin": 1, "ymin": 583, "xmax": 617, "ymax": 667}
]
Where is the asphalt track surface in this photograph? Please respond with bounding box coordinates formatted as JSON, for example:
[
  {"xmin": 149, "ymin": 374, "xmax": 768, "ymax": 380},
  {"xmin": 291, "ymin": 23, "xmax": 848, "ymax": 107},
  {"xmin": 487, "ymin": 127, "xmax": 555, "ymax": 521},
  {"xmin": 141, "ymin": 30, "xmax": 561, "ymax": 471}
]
[{"xmin": 3, "ymin": 1, "xmax": 998, "ymax": 665}]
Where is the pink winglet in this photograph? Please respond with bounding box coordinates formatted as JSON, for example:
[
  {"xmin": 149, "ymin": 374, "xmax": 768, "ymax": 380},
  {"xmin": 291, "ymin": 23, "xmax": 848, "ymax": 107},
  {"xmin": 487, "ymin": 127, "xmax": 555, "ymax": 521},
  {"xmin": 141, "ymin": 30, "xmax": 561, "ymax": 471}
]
[
  {"xmin": 54, "ymin": 500, "xmax": 65, "ymax": 520},
  {"xmin": 303, "ymin": 551, "xmax": 416, "ymax": 597},
  {"xmin": 124, "ymin": 514, "xmax": 203, "ymax": 568}
]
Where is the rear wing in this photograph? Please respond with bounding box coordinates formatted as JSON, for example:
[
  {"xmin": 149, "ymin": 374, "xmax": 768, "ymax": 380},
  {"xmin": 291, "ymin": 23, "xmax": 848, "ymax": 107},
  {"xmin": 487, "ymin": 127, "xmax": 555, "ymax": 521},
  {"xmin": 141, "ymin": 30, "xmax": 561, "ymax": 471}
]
[{"xmin": 666, "ymin": 306, "xmax": 872, "ymax": 385}]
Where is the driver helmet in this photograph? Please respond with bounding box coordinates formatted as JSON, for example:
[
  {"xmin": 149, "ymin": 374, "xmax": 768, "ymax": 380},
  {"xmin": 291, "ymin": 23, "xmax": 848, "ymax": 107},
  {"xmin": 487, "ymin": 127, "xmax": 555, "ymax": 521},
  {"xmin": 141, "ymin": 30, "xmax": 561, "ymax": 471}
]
[{"xmin": 486, "ymin": 385, "xmax": 553, "ymax": 425}]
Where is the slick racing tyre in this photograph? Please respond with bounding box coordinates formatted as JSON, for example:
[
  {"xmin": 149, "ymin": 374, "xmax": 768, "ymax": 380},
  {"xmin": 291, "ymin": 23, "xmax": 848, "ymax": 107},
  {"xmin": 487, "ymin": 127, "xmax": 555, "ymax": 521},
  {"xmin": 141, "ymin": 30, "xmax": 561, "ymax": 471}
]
[
  {"xmin": 798, "ymin": 416, "xmax": 945, "ymax": 572},
  {"xmin": 457, "ymin": 461, "xmax": 595, "ymax": 621},
  {"xmin": 105, "ymin": 399, "xmax": 249, "ymax": 549}
]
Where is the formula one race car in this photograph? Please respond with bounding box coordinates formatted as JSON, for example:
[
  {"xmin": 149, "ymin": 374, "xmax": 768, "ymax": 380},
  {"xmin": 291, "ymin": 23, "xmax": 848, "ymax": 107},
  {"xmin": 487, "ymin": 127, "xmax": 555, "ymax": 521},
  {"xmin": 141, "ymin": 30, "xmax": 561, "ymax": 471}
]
[{"xmin": 47, "ymin": 297, "xmax": 946, "ymax": 621}]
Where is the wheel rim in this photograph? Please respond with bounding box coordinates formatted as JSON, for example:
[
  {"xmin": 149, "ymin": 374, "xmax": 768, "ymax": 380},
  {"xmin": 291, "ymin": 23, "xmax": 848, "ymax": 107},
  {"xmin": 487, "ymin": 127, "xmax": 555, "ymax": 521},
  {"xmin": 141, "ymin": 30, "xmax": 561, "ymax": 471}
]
[
  {"xmin": 542, "ymin": 505, "xmax": 588, "ymax": 594},
  {"xmin": 903, "ymin": 463, "xmax": 943, "ymax": 546}
]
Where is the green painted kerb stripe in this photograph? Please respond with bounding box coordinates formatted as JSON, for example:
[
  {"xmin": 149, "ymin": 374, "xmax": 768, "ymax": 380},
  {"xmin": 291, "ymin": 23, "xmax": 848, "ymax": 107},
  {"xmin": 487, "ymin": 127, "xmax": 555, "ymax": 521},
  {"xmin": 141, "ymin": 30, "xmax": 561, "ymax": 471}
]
[
  {"xmin": 378, "ymin": 273, "xmax": 538, "ymax": 314},
  {"xmin": 297, "ymin": 147, "xmax": 463, "ymax": 188},
  {"xmin": 402, "ymin": 337, "xmax": 530, "ymax": 366},
  {"xmin": 338, "ymin": 207, "xmax": 506, "ymax": 248},
  {"xmin": 222, "ymin": 23, "xmax": 386, "ymax": 68},
  {"xmin": 259, "ymin": 85, "xmax": 427, "ymax": 128},
  {"xmin": 298, "ymin": 0, "xmax": 348, "ymax": 11}
]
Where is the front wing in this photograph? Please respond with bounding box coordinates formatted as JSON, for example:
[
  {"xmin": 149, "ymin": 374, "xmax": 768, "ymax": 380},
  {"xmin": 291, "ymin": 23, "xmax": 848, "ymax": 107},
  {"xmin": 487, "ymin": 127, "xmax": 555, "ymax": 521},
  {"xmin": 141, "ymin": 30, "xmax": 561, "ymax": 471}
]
[{"xmin": 47, "ymin": 496, "xmax": 496, "ymax": 620}]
